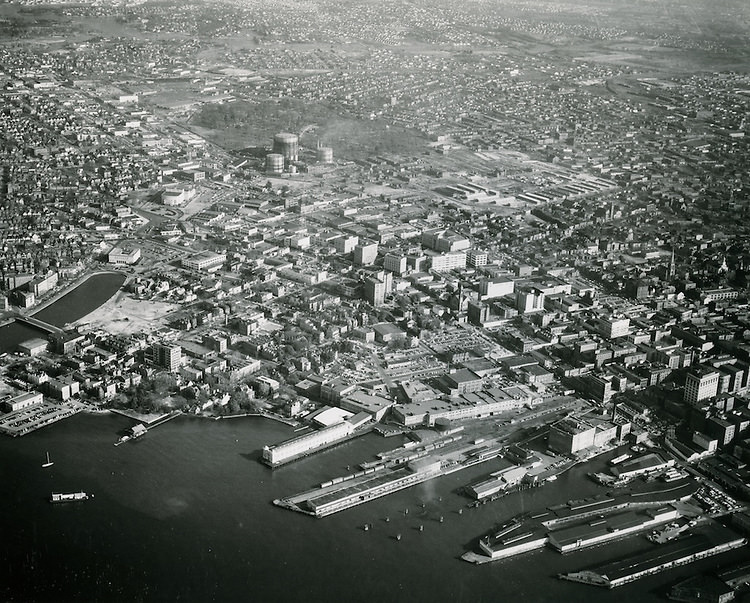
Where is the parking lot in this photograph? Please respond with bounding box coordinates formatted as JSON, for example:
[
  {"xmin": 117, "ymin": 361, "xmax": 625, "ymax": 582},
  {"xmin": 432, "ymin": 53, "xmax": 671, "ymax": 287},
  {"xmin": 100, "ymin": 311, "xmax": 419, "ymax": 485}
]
[{"xmin": 0, "ymin": 402, "xmax": 80, "ymax": 436}]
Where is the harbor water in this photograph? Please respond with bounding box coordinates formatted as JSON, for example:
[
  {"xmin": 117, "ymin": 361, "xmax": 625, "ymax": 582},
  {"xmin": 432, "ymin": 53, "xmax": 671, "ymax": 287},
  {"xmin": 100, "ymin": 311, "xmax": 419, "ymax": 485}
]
[
  {"xmin": 1, "ymin": 270, "xmax": 747, "ymax": 601},
  {"xmin": 1, "ymin": 413, "xmax": 747, "ymax": 603}
]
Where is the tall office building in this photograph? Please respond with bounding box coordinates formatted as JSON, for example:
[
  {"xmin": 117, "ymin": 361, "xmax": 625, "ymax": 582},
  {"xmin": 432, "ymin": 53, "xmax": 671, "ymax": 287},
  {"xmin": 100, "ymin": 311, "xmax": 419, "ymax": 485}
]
[
  {"xmin": 467, "ymin": 249, "xmax": 488, "ymax": 268},
  {"xmin": 383, "ymin": 253, "xmax": 407, "ymax": 275},
  {"xmin": 516, "ymin": 286, "xmax": 545, "ymax": 313},
  {"xmin": 354, "ymin": 242, "xmax": 378, "ymax": 266},
  {"xmin": 363, "ymin": 272, "xmax": 392, "ymax": 307},
  {"xmin": 684, "ymin": 365, "xmax": 719, "ymax": 406},
  {"xmin": 153, "ymin": 343, "xmax": 182, "ymax": 372}
]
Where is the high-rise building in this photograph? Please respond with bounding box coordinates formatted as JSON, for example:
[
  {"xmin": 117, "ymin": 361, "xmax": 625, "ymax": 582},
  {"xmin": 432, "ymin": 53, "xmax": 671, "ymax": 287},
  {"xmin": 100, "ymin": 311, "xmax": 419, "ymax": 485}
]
[
  {"xmin": 684, "ymin": 365, "xmax": 720, "ymax": 406},
  {"xmin": 384, "ymin": 253, "xmax": 407, "ymax": 275},
  {"xmin": 548, "ymin": 419, "xmax": 597, "ymax": 454},
  {"xmin": 596, "ymin": 317, "xmax": 630, "ymax": 339},
  {"xmin": 334, "ymin": 235, "xmax": 359, "ymax": 255},
  {"xmin": 153, "ymin": 344, "xmax": 182, "ymax": 372},
  {"xmin": 467, "ymin": 250, "xmax": 488, "ymax": 268},
  {"xmin": 421, "ymin": 229, "xmax": 470, "ymax": 252},
  {"xmin": 429, "ymin": 251, "xmax": 466, "ymax": 272},
  {"xmin": 354, "ymin": 242, "xmax": 378, "ymax": 266},
  {"xmin": 480, "ymin": 277, "xmax": 514, "ymax": 299},
  {"xmin": 516, "ymin": 286, "xmax": 545, "ymax": 313},
  {"xmin": 363, "ymin": 272, "xmax": 392, "ymax": 307},
  {"xmin": 467, "ymin": 300, "xmax": 490, "ymax": 325}
]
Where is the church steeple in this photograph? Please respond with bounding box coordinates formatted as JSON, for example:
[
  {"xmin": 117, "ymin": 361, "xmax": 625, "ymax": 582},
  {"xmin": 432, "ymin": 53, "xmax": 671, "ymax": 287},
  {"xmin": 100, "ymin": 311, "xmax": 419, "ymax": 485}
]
[{"xmin": 668, "ymin": 246, "xmax": 676, "ymax": 280}]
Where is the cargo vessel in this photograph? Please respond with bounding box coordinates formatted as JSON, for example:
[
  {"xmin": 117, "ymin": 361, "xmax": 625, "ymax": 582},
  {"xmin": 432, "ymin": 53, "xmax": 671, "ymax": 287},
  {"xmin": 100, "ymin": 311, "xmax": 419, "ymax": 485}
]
[{"xmin": 50, "ymin": 491, "xmax": 92, "ymax": 503}]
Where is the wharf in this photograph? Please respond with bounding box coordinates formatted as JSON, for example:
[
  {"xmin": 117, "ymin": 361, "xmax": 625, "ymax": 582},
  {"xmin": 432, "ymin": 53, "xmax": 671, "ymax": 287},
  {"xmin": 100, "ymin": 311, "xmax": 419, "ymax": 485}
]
[
  {"xmin": 147, "ymin": 409, "xmax": 181, "ymax": 429},
  {"xmin": 559, "ymin": 523, "xmax": 747, "ymax": 588},
  {"xmin": 217, "ymin": 412, "xmax": 299, "ymax": 427},
  {"xmin": 113, "ymin": 410, "xmax": 181, "ymax": 445},
  {"xmin": 275, "ymin": 463, "xmax": 447, "ymax": 517},
  {"xmin": 464, "ymin": 476, "xmax": 702, "ymax": 563},
  {"xmin": 274, "ymin": 433, "xmax": 476, "ymax": 516}
]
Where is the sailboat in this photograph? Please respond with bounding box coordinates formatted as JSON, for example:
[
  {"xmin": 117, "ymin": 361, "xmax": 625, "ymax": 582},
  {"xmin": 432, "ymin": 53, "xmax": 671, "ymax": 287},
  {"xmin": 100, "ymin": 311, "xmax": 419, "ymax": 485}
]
[{"xmin": 42, "ymin": 452, "xmax": 54, "ymax": 468}]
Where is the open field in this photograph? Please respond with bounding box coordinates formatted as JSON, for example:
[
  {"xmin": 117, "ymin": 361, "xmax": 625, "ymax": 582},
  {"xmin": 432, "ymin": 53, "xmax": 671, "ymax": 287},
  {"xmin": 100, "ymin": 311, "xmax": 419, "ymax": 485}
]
[{"xmin": 72, "ymin": 292, "xmax": 178, "ymax": 336}]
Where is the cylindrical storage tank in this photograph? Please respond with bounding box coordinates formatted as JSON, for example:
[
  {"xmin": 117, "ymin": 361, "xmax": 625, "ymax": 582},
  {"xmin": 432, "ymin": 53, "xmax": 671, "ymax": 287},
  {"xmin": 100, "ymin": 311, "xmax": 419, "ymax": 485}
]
[
  {"xmin": 435, "ymin": 417, "xmax": 452, "ymax": 431},
  {"xmin": 265, "ymin": 153, "xmax": 284, "ymax": 174},
  {"xmin": 316, "ymin": 146, "xmax": 333, "ymax": 163},
  {"xmin": 272, "ymin": 132, "xmax": 299, "ymax": 162}
]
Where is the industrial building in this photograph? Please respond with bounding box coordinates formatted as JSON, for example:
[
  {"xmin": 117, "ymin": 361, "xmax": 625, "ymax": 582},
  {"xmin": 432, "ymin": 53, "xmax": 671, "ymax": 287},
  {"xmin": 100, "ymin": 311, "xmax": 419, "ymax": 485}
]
[
  {"xmin": 468, "ymin": 464, "xmax": 528, "ymax": 499},
  {"xmin": 316, "ymin": 146, "xmax": 333, "ymax": 163},
  {"xmin": 181, "ymin": 251, "xmax": 227, "ymax": 272},
  {"xmin": 392, "ymin": 386, "xmax": 529, "ymax": 426},
  {"xmin": 611, "ymin": 452, "xmax": 674, "ymax": 480},
  {"xmin": 265, "ymin": 153, "xmax": 284, "ymax": 174},
  {"xmin": 18, "ymin": 338, "xmax": 48, "ymax": 356},
  {"xmin": 272, "ymin": 132, "xmax": 299, "ymax": 162},
  {"xmin": 547, "ymin": 417, "xmax": 627, "ymax": 455}
]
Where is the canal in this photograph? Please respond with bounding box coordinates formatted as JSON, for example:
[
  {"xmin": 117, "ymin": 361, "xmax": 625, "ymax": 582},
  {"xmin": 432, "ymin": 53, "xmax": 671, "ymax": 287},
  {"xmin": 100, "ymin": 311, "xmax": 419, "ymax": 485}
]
[{"xmin": 0, "ymin": 272, "xmax": 126, "ymax": 354}]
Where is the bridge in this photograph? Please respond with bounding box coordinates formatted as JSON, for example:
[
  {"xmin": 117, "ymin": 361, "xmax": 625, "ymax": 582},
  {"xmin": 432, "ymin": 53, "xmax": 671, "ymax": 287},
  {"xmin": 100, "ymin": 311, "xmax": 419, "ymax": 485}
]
[{"xmin": 10, "ymin": 313, "xmax": 64, "ymax": 336}]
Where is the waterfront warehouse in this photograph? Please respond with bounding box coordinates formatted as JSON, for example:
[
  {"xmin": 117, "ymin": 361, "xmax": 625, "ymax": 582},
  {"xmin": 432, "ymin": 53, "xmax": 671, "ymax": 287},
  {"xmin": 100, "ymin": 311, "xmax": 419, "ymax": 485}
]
[{"xmin": 262, "ymin": 421, "xmax": 355, "ymax": 467}]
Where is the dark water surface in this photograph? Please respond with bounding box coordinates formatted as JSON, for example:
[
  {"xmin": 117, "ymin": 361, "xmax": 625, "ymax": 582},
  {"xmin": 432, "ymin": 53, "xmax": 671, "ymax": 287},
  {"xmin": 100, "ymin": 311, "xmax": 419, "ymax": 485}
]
[
  {"xmin": 1, "ymin": 414, "xmax": 746, "ymax": 602},
  {"xmin": 33, "ymin": 272, "xmax": 127, "ymax": 327}
]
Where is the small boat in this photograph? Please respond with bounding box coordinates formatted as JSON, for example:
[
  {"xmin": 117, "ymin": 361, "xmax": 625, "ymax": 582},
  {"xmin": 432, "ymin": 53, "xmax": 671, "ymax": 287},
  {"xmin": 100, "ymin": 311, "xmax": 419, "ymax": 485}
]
[
  {"xmin": 396, "ymin": 533, "xmax": 402, "ymax": 541},
  {"xmin": 419, "ymin": 525, "xmax": 424, "ymax": 532},
  {"xmin": 42, "ymin": 452, "xmax": 54, "ymax": 468},
  {"xmin": 439, "ymin": 516, "xmax": 444, "ymax": 523},
  {"xmin": 363, "ymin": 524, "xmax": 370, "ymax": 531},
  {"xmin": 385, "ymin": 516, "xmax": 390, "ymax": 523}
]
